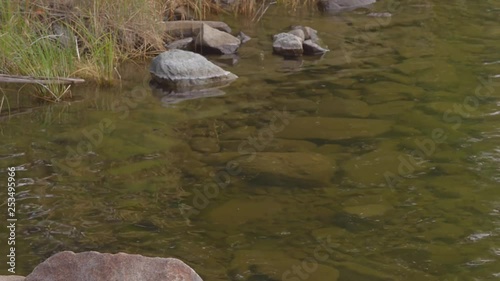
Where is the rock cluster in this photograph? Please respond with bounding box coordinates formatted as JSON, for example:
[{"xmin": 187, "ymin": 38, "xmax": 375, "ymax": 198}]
[
  {"xmin": 164, "ymin": 21, "xmax": 250, "ymax": 55},
  {"xmin": 272, "ymin": 26, "xmax": 329, "ymax": 57}
]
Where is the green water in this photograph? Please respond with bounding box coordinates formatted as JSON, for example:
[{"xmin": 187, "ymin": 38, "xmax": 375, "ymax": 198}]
[{"xmin": 1, "ymin": 1, "xmax": 500, "ymax": 280}]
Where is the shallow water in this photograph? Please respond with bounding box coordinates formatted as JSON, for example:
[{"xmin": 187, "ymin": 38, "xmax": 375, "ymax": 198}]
[{"xmin": 1, "ymin": 1, "xmax": 500, "ymax": 280}]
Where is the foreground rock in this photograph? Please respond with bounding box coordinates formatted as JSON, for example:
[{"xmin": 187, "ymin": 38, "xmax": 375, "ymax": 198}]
[
  {"xmin": 317, "ymin": 0, "xmax": 376, "ymax": 13},
  {"xmin": 150, "ymin": 49, "xmax": 237, "ymax": 90},
  {"xmin": 195, "ymin": 23, "xmax": 241, "ymax": 55},
  {"xmin": 24, "ymin": 251, "xmax": 202, "ymax": 281}
]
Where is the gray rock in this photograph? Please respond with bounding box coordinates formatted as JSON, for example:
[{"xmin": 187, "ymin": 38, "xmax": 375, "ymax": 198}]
[
  {"xmin": 236, "ymin": 31, "xmax": 251, "ymax": 44},
  {"xmin": 24, "ymin": 251, "xmax": 203, "ymax": 281},
  {"xmin": 236, "ymin": 152, "xmax": 335, "ymax": 187},
  {"xmin": 290, "ymin": 25, "xmax": 319, "ymax": 42},
  {"xmin": 0, "ymin": 276, "xmax": 25, "ymax": 281},
  {"xmin": 288, "ymin": 29, "xmax": 305, "ymax": 42},
  {"xmin": 164, "ymin": 21, "xmax": 231, "ymax": 38},
  {"xmin": 150, "ymin": 49, "xmax": 237, "ymax": 90},
  {"xmin": 303, "ymin": 39, "xmax": 329, "ymax": 55},
  {"xmin": 166, "ymin": 37, "xmax": 194, "ymax": 51},
  {"xmin": 195, "ymin": 23, "xmax": 241, "ymax": 54},
  {"xmin": 272, "ymin": 33, "xmax": 303, "ymax": 57},
  {"xmin": 317, "ymin": 0, "xmax": 376, "ymax": 13}
]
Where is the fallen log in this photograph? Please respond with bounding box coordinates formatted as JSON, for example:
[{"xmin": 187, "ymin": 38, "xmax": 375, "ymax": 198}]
[{"xmin": 0, "ymin": 74, "xmax": 85, "ymax": 85}]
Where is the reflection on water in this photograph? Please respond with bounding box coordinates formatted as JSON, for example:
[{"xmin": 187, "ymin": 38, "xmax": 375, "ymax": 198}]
[{"xmin": 1, "ymin": 1, "xmax": 500, "ymax": 280}]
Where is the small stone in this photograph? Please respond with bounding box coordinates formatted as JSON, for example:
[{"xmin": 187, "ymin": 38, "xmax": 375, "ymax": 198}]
[
  {"xmin": 303, "ymin": 39, "xmax": 329, "ymax": 55},
  {"xmin": 291, "ymin": 25, "xmax": 319, "ymax": 42},
  {"xmin": 236, "ymin": 31, "xmax": 251, "ymax": 44},
  {"xmin": 272, "ymin": 33, "xmax": 303, "ymax": 57},
  {"xmin": 166, "ymin": 37, "xmax": 194, "ymax": 51},
  {"xmin": 288, "ymin": 29, "xmax": 305, "ymax": 42}
]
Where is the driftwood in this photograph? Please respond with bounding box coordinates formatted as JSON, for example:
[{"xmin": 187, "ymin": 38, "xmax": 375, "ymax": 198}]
[{"xmin": 0, "ymin": 74, "xmax": 84, "ymax": 85}]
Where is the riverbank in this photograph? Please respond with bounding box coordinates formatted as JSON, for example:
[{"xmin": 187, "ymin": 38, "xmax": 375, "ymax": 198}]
[{"xmin": 0, "ymin": 0, "xmax": 310, "ymax": 102}]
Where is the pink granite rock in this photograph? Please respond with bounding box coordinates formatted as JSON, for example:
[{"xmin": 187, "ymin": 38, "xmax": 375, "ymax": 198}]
[
  {"xmin": 0, "ymin": 276, "xmax": 25, "ymax": 281},
  {"xmin": 25, "ymin": 251, "xmax": 203, "ymax": 281}
]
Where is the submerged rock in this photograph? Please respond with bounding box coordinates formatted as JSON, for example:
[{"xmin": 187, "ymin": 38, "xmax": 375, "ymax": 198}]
[
  {"xmin": 195, "ymin": 23, "xmax": 241, "ymax": 55},
  {"xmin": 277, "ymin": 117, "xmax": 393, "ymax": 141},
  {"xmin": 230, "ymin": 250, "xmax": 340, "ymax": 281},
  {"xmin": 236, "ymin": 152, "xmax": 335, "ymax": 187},
  {"xmin": 367, "ymin": 12, "xmax": 392, "ymax": 17},
  {"xmin": 149, "ymin": 49, "xmax": 237, "ymax": 90},
  {"xmin": 150, "ymin": 81, "xmax": 226, "ymax": 106},
  {"xmin": 317, "ymin": 0, "xmax": 376, "ymax": 13},
  {"xmin": 24, "ymin": 251, "xmax": 202, "ymax": 281}
]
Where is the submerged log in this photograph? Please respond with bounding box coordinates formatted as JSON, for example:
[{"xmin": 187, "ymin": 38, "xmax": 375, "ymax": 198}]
[{"xmin": 0, "ymin": 74, "xmax": 85, "ymax": 85}]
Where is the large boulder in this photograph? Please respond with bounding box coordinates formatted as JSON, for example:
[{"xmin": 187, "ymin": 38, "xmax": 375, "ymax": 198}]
[
  {"xmin": 194, "ymin": 23, "xmax": 241, "ymax": 55},
  {"xmin": 24, "ymin": 251, "xmax": 203, "ymax": 281},
  {"xmin": 272, "ymin": 33, "xmax": 303, "ymax": 57},
  {"xmin": 317, "ymin": 0, "xmax": 376, "ymax": 13},
  {"xmin": 150, "ymin": 49, "xmax": 237, "ymax": 90}
]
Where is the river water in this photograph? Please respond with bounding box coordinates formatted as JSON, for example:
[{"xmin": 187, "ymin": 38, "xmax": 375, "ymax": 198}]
[{"xmin": 1, "ymin": 1, "xmax": 500, "ymax": 280}]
